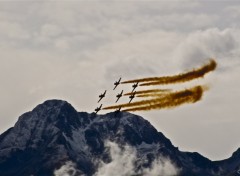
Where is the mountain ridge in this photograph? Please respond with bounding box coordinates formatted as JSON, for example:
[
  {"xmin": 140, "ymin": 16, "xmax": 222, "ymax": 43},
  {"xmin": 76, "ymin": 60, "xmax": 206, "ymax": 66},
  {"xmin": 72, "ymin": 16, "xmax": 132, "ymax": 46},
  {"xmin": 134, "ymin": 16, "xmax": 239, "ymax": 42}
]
[{"xmin": 0, "ymin": 99, "xmax": 239, "ymax": 176}]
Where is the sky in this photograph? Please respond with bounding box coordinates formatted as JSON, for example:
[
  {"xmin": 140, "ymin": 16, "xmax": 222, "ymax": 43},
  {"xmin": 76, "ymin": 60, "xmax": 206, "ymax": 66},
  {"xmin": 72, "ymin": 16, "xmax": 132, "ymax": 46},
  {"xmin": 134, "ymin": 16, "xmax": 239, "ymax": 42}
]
[{"xmin": 0, "ymin": 0, "xmax": 240, "ymax": 161}]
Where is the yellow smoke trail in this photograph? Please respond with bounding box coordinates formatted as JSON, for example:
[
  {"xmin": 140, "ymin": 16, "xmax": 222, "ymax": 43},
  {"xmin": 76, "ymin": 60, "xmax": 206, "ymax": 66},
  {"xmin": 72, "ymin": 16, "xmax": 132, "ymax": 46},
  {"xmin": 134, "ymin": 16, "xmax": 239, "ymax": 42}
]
[
  {"xmin": 103, "ymin": 85, "xmax": 204, "ymax": 111},
  {"xmin": 124, "ymin": 89, "xmax": 171, "ymax": 96},
  {"xmin": 121, "ymin": 59, "xmax": 217, "ymax": 85},
  {"xmin": 103, "ymin": 96, "xmax": 162, "ymax": 110},
  {"xmin": 123, "ymin": 86, "xmax": 203, "ymax": 112},
  {"xmin": 136, "ymin": 93, "xmax": 167, "ymax": 98}
]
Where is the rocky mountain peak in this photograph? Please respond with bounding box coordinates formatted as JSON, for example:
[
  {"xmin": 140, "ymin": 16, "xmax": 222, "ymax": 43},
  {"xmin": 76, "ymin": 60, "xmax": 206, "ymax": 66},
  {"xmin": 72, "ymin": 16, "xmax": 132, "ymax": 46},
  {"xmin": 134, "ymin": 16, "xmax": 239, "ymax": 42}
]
[{"xmin": 0, "ymin": 100, "xmax": 239, "ymax": 176}]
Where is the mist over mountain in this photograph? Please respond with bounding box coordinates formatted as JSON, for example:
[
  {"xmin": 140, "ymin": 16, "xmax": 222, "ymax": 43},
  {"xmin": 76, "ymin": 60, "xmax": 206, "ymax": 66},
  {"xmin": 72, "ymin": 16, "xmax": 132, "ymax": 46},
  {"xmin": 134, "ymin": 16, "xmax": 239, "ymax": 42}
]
[{"xmin": 0, "ymin": 100, "xmax": 239, "ymax": 176}]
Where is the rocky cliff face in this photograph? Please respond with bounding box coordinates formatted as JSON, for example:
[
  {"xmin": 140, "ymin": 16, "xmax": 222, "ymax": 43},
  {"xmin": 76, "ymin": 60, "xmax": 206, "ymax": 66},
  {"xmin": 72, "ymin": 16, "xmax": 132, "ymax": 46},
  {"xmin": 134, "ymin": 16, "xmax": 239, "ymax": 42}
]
[{"xmin": 0, "ymin": 100, "xmax": 239, "ymax": 176}]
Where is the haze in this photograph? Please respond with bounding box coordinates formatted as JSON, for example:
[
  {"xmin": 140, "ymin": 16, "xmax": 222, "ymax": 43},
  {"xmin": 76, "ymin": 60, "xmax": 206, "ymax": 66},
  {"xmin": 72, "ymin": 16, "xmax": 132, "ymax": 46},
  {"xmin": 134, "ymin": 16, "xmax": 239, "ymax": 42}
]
[{"xmin": 0, "ymin": 0, "xmax": 240, "ymax": 161}]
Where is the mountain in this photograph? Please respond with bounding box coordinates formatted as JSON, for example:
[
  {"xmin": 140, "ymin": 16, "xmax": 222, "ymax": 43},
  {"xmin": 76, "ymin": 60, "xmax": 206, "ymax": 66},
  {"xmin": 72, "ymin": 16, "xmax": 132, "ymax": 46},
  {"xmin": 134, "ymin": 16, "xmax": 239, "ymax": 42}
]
[{"xmin": 0, "ymin": 100, "xmax": 239, "ymax": 176}]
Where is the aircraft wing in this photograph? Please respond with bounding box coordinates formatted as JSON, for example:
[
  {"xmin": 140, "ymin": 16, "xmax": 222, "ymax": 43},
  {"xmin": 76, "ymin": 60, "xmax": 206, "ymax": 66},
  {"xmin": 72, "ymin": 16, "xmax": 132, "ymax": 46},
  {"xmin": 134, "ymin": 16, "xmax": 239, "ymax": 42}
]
[
  {"xmin": 113, "ymin": 85, "xmax": 117, "ymax": 90},
  {"xmin": 129, "ymin": 98, "xmax": 133, "ymax": 103},
  {"xmin": 98, "ymin": 97, "xmax": 103, "ymax": 103},
  {"xmin": 116, "ymin": 97, "xmax": 120, "ymax": 103}
]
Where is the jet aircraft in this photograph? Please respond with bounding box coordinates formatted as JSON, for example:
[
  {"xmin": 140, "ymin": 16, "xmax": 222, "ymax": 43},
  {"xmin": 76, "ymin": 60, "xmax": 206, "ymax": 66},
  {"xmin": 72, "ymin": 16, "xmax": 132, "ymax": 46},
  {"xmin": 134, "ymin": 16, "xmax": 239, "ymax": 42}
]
[
  {"xmin": 129, "ymin": 91, "xmax": 136, "ymax": 103},
  {"xmin": 114, "ymin": 107, "xmax": 122, "ymax": 114},
  {"xmin": 98, "ymin": 90, "xmax": 106, "ymax": 103},
  {"xmin": 113, "ymin": 77, "xmax": 121, "ymax": 90},
  {"xmin": 132, "ymin": 82, "xmax": 139, "ymax": 92},
  {"xmin": 115, "ymin": 90, "xmax": 123, "ymax": 103},
  {"xmin": 95, "ymin": 104, "xmax": 102, "ymax": 114}
]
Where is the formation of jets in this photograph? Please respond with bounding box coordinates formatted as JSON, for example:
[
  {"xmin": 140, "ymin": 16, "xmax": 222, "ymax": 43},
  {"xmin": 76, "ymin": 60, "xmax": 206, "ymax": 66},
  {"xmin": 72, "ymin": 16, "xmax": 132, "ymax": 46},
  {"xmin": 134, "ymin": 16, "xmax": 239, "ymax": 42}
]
[{"xmin": 94, "ymin": 78, "xmax": 139, "ymax": 114}]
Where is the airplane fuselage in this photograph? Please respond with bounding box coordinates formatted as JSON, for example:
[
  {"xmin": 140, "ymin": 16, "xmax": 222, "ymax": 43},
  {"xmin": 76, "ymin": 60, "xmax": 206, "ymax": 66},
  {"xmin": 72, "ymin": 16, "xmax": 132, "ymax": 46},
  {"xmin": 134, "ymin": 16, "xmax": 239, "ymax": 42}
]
[{"xmin": 117, "ymin": 94, "xmax": 122, "ymax": 98}]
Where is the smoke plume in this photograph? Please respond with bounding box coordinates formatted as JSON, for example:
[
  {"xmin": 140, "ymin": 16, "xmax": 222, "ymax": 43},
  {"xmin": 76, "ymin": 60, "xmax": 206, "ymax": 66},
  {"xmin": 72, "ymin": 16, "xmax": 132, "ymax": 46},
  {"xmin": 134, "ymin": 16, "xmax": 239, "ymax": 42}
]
[
  {"xmin": 102, "ymin": 59, "xmax": 216, "ymax": 112},
  {"xmin": 121, "ymin": 59, "xmax": 216, "ymax": 86},
  {"xmin": 124, "ymin": 89, "xmax": 171, "ymax": 96},
  {"xmin": 103, "ymin": 85, "xmax": 205, "ymax": 111}
]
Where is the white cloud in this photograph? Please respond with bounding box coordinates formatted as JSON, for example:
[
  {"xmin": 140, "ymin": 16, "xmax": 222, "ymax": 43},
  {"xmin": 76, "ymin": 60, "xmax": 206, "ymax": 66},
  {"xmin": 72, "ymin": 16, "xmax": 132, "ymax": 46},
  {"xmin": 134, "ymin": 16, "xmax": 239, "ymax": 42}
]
[
  {"xmin": 95, "ymin": 141, "xmax": 179, "ymax": 176},
  {"xmin": 94, "ymin": 141, "xmax": 136, "ymax": 176},
  {"xmin": 55, "ymin": 38, "xmax": 70, "ymax": 50},
  {"xmin": 173, "ymin": 28, "xmax": 240, "ymax": 69},
  {"xmin": 0, "ymin": 21, "xmax": 30, "ymax": 40},
  {"xmin": 53, "ymin": 141, "xmax": 179, "ymax": 176},
  {"xmin": 41, "ymin": 24, "xmax": 62, "ymax": 38},
  {"xmin": 54, "ymin": 161, "xmax": 79, "ymax": 176},
  {"xmin": 225, "ymin": 5, "xmax": 240, "ymax": 19},
  {"xmin": 141, "ymin": 158, "xmax": 180, "ymax": 176}
]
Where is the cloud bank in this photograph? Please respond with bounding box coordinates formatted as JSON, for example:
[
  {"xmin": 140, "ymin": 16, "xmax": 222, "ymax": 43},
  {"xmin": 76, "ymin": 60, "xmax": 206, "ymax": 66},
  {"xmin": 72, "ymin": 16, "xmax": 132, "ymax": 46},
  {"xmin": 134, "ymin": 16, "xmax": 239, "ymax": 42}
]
[
  {"xmin": 95, "ymin": 141, "xmax": 179, "ymax": 176},
  {"xmin": 54, "ymin": 141, "xmax": 179, "ymax": 176}
]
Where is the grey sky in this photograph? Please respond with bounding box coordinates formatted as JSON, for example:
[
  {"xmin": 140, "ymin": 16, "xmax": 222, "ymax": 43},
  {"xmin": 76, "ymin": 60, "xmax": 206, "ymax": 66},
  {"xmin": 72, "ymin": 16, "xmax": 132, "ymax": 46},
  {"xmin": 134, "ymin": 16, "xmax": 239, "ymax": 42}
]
[{"xmin": 0, "ymin": 0, "xmax": 240, "ymax": 160}]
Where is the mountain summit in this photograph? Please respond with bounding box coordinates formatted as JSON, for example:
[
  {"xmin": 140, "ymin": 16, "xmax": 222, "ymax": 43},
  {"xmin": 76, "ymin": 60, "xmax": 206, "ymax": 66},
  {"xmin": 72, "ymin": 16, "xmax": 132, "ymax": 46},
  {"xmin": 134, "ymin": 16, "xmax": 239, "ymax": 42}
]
[{"xmin": 0, "ymin": 100, "xmax": 239, "ymax": 176}]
